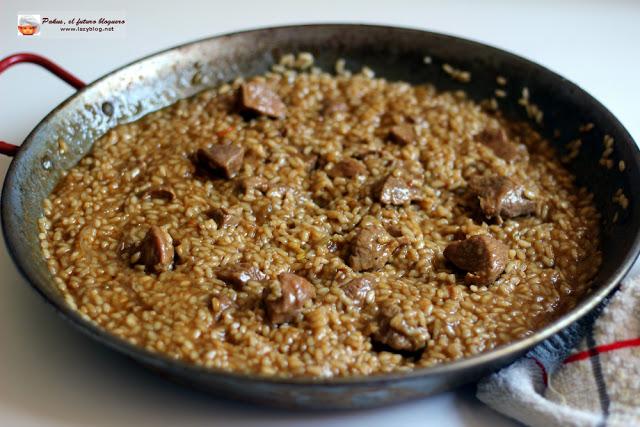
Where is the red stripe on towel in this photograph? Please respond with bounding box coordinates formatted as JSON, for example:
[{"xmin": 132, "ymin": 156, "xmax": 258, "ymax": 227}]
[
  {"xmin": 531, "ymin": 356, "xmax": 548, "ymax": 386},
  {"xmin": 564, "ymin": 337, "xmax": 640, "ymax": 364}
]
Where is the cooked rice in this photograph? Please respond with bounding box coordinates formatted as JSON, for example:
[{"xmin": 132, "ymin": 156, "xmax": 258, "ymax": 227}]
[{"xmin": 38, "ymin": 64, "xmax": 602, "ymax": 377}]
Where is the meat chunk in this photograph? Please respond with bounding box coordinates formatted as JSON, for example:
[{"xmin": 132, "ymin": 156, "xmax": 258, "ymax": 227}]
[
  {"xmin": 197, "ymin": 145, "xmax": 245, "ymax": 179},
  {"xmin": 327, "ymin": 158, "xmax": 367, "ymax": 178},
  {"xmin": 342, "ymin": 275, "xmax": 376, "ymax": 305},
  {"xmin": 373, "ymin": 304, "xmax": 430, "ymax": 352},
  {"xmin": 349, "ymin": 225, "xmax": 398, "ymax": 272},
  {"xmin": 137, "ymin": 226, "xmax": 174, "ymax": 273},
  {"xmin": 211, "ymin": 292, "xmax": 235, "ymax": 321},
  {"xmin": 239, "ymin": 82, "xmax": 286, "ymax": 119},
  {"xmin": 477, "ymin": 128, "xmax": 528, "ymax": 163},
  {"xmin": 206, "ymin": 207, "xmax": 240, "ymax": 228},
  {"xmin": 374, "ymin": 176, "xmax": 420, "ymax": 205},
  {"xmin": 264, "ymin": 273, "xmax": 316, "ymax": 324},
  {"xmin": 216, "ymin": 262, "xmax": 266, "ymax": 289},
  {"xmin": 141, "ymin": 187, "xmax": 175, "ymax": 202},
  {"xmin": 388, "ymin": 124, "xmax": 416, "ymax": 145},
  {"xmin": 469, "ymin": 176, "xmax": 536, "ymax": 220},
  {"xmin": 252, "ymin": 202, "xmax": 273, "ymax": 225},
  {"xmin": 444, "ymin": 234, "xmax": 508, "ymax": 286}
]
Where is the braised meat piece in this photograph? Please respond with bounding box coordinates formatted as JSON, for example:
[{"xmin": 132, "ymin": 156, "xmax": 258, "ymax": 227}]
[
  {"xmin": 349, "ymin": 225, "xmax": 398, "ymax": 272},
  {"xmin": 141, "ymin": 187, "xmax": 175, "ymax": 202},
  {"xmin": 374, "ymin": 176, "xmax": 420, "ymax": 205},
  {"xmin": 373, "ymin": 304, "xmax": 429, "ymax": 352},
  {"xmin": 388, "ymin": 124, "xmax": 416, "ymax": 145},
  {"xmin": 264, "ymin": 273, "xmax": 316, "ymax": 324},
  {"xmin": 444, "ymin": 234, "xmax": 508, "ymax": 286},
  {"xmin": 210, "ymin": 293, "xmax": 236, "ymax": 321},
  {"xmin": 469, "ymin": 176, "xmax": 536, "ymax": 220},
  {"xmin": 239, "ymin": 82, "xmax": 286, "ymax": 119},
  {"xmin": 137, "ymin": 226, "xmax": 174, "ymax": 273},
  {"xmin": 342, "ymin": 275, "xmax": 376, "ymax": 305},
  {"xmin": 327, "ymin": 158, "xmax": 367, "ymax": 178},
  {"xmin": 206, "ymin": 207, "xmax": 240, "ymax": 228},
  {"xmin": 216, "ymin": 262, "xmax": 266, "ymax": 289},
  {"xmin": 197, "ymin": 144, "xmax": 245, "ymax": 179},
  {"xmin": 477, "ymin": 128, "xmax": 528, "ymax": 163}
]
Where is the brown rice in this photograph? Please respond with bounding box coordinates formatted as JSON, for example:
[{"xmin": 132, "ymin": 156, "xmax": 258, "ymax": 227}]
[{"xmin": 38, "ymin": 62, "xmax": 602, "ymax": 377}]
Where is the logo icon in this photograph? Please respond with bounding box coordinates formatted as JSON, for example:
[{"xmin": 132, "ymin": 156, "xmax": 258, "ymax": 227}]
[{"xmin": 17, "ymin": 15, "xmax": 41, "ymax": 36}]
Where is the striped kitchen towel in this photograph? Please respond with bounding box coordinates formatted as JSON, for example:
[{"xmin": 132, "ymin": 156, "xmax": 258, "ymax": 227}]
[{"xmin": 477, "ymin": 274, "xmax": 640, "ymax": 427}]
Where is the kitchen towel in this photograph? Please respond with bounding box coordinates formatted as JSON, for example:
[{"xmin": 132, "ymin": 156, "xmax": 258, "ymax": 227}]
[{"xmin": 477, "ymin": 274, "xmax": 640, "ymax": 427}]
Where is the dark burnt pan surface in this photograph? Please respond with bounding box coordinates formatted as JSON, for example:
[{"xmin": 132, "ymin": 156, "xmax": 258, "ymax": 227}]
[{"xmin": 2, "ymin": 24, "xmax": 639, "ymax": 409}]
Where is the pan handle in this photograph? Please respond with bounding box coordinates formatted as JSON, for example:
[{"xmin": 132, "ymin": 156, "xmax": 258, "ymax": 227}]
[{"xmin": 0, "ymin": 53, "xmax": 86, "ymax": 157}]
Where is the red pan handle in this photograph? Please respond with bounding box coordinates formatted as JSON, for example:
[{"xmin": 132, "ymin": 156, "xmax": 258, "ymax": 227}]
[{"xmin": 0, "ymin": 53, "xmax": 86, "ymax": 157}]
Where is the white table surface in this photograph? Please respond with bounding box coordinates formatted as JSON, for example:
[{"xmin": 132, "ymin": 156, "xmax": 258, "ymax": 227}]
[{"xmin": 1, "ymin": 1, "xmax": 639, "ymax": 426}]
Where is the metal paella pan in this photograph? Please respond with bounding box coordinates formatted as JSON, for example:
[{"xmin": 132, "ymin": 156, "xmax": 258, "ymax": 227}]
[{"xmin": 1, "ymin": 24, "xmax": 639, "ymax": 409}]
